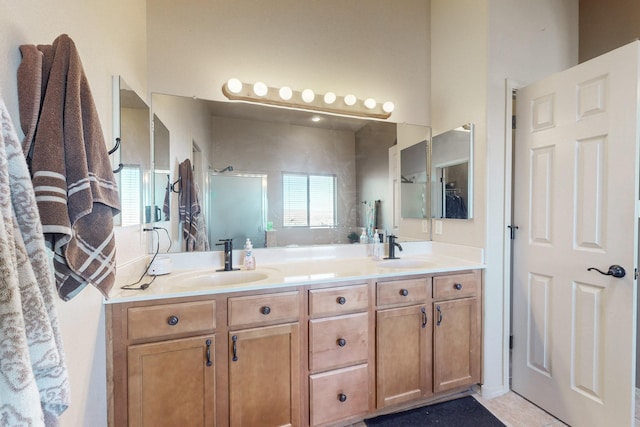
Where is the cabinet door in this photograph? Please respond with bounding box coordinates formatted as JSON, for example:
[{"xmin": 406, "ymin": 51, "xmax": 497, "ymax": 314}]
[
  {"xmin": 433, "ymin": 297, "xmax": 481, "ymax": 393},
  {"xmin": 229, "ymin": 323, "xmax": 300, "ymax": 427},
  {"xmin": 376, "ymin": 305, "xmax": 431, "ymax": 408},
  {"xmin": 128, "ymin": 335, "xmax": 215, "ymax": 427}
]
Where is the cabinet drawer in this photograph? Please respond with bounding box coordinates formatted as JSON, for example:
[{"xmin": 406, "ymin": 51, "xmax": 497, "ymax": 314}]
[
  {"xmin": 309, "ymin": 284, "xmax": 369, "ymax": 317},
  {"xmin": 309, "ymin": 312, "xmax": 368, "ymax": 372},
  {"xmin": 310, "ymin": 364, "xmax": 369, "ymax": 426},
  {"xmin": 127, "ymin": 300, "xmax": 216, "ymax": 342},
  {"xmin": 433, "ymin": 271, "xmax": 479, "ymax": 300},
  {"xmin": 228, "ymin": 291, "xmax": 299, "ymax": 327},
  {"xmin": 377, "ymin": 278, "xmax": 428, "ymax": 306}
]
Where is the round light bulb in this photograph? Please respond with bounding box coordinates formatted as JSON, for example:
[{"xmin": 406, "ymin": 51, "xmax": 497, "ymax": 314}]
[
  {"xmin": 324, "ymin": 92, "xmax": 336, "ymax": 104},
  {"xmin": 382, "ymin": 101, "xmax": 395, "ymax": 113},
  {"xmin": 364, "ymin": 98, "xmax": 376, "ymax": 109},
  {"xmin": 302, "ymin": 89, "xmax": 315, "ymax": 103},
  {"xmin": 344, "ymin": 94, "xmax": 356, "ymax": 106},
  {"xmin": 227, "ymin": 78, "xmax": 243, "ymax": 94},
  {"xmin": 279, "ymin": 86, "xmax": 293, "ymax": 101},
  {"xmin": 311, "ymin": 116, "xmax": 321, "ymax": 122},
  {"xmin": 253, "ymin": 81, "xmax": 268, "ymax": 97}
]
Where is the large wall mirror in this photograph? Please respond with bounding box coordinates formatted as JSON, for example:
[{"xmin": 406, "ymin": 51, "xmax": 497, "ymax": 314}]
[
  {"xmin": 431, "ymin": 123, "xmax": 474, "ymax": 220},
  {"xmin": 112, "ymin": 77, "xmax": 151, "ymax": 227},
  {"xmin": 150, "ymin": 93, "xmax": 432, "ymax": 252}
]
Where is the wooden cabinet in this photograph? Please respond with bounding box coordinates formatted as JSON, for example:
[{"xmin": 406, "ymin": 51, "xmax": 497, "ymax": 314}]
[
  {"xmin": 308, "ymin": 283, "xmax": 370, "ymax": 426},
  {"xmin": 375, "ymin": 278, "xmax": 432, "ymax": 408},
  {"xmin": 107, "ymin": 298, "xmax": 217, "ymax": 427},
  {"xmin": 228, "ymin": 323, "xmax": 300, "ymax": 427},
  {"xmin": 228, "ymin": 291, "xmax": 301, "ymax": 427},
  {"xmin": 107, "ymin": 269, "xmax": 482, "ymax": 427},
  {"xmin": 128, "ymin": 336, "xmax": 215, "ymax": 426},
  {"xmin": 432, "ymin": 271, "xmax": 481, "ymax": 393}
]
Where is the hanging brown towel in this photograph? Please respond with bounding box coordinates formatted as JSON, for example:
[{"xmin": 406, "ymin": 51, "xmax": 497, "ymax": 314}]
[
  {"xmin": 17, "ymin": 34, "xmax": 120, "ymax": 300},
  {"xmin": 178, "ymin": 158, "xmax": 201, "ymax": 251}
]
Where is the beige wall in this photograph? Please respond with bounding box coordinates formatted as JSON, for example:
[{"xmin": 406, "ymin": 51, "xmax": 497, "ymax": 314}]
[
  {"xmin": 147, "ymin": 0, "xmax": 431, "ymax": 126},
  {"xmin": 0, "ymin": 1, "xmax": 147, "ymax": 426},
  {"xmin": 431, "ymin": 0, "xmax": 579, "ymax": 399}
]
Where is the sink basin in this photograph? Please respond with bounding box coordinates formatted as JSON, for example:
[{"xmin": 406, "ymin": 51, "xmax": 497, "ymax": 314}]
[
  {"xmin": 376, "ymin": 258, "xmax": 435, "ymax": 269},
  {"xmin": 172, "ymin": 270, "xmax": 270, "ymax": 289}
]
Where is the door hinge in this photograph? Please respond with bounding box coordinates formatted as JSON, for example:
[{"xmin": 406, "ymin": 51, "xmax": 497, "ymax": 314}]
[
  {"xmin": 635, "ymin": 268, "xmax": 638, "ymax": 280},
  {"xmin": 507, "ymin": 225, "xmax": 519, "ymax": 240}
]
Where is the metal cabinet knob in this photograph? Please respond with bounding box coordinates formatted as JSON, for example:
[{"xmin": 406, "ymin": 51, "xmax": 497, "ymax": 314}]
[
  {"xmin": 400, "ymin": 288, "xmax": 409, "ymax": 297},
  {"xmin": 338, "ymin": 393, "xmax": 347, "ymax": 402},
  {"xmin": 337, "ymin": 338, "xmax": 347, "ymax": 347},
  {"xmin": 167, "ymin": 315, "xmax": 179, "ymax": 326},
  {"xmin": 261, "ymin": 306, "xmax": 271, "ymax": 315},
  {"xmin": 454, "ymin": 283, "xmax": 463, "ymax": 290},
  {"xmin": 337, "ymin": 296, "xmax": 346, "ymax": 305}
]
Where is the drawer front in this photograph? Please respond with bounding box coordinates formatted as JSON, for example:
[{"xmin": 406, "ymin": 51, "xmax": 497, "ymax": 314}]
[
  {"xmin": 309, "ymin": 284, "xmax": 369, "ymax": 317},
  {"xmin": 127, "ymin": 300, "xmax": 216, "ymax": 342},
  {"xmin": 433, "ymin": 271, "xmax": 479, "ymax": 300},
  {"xmin": 310, "ymin": 364, "xmax": 369, "ymax": 426},
  {"xmin": 309, "ymin": 312, "xmax": 369, "ymax": 372},
  {"xmin": 228, "ymin": 291, "xmax": 299, "ymax": 327},
  {"xmin": 377, "ymin": 278, "xmax": 428, "ymax": 306}
]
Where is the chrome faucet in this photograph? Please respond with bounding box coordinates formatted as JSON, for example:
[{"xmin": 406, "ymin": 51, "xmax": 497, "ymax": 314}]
[
  {"xmin": 385, "ymin": 235, "xmax": 403, "ymax": 260},
  {"xmin": 216, "ymin": 239, "xmax": 238, "ymax": 271}
]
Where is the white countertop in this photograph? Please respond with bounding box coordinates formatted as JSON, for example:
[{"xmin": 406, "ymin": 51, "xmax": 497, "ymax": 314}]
[{"xmin": 107, "ymin": 242, "xmax": 485, "ymax": 304}]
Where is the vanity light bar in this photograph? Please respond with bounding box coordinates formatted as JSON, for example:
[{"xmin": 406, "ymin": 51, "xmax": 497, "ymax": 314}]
[{"xmin": 222, "ymin": 78, "xmax": 394, "ymax": 119}]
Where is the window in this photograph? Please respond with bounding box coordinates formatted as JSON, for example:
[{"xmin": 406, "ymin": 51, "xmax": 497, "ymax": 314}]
[
  {"xmin": 119, "ymin": 165, "xmax": 142, "ymax": 226},
  {"xmin": 283, "ymin": 173, "xmax": 336, "ymax": 227}
]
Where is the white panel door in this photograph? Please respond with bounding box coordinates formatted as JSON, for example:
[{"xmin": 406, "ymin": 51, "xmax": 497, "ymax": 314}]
[{"xmin": 512, "ymin": 41, "xmax": 639, "ymax": 427}]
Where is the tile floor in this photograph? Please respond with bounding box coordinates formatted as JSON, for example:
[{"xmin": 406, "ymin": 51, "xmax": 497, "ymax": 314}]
[
  {"xmin": 472, "ymin": 391, "xmax": 567, "ymax": 427},
  {"xmin": 475, "ymin": 389, "xmax": 640, "ymax": 426}
]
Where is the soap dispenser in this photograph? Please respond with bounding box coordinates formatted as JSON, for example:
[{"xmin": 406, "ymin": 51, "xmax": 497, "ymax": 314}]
[
  {"xmin": 243, "ymin": 238, "xmax": 256, "ymax": 270},
  {"xmin": 359, "ymin": 228, "xmax": 368, "ymax": 244}
]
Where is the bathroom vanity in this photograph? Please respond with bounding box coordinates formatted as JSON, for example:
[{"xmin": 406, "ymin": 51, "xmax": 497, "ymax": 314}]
[{"xmin": 106, "ymin": 247, "xmax": 483, "ymax": 427}]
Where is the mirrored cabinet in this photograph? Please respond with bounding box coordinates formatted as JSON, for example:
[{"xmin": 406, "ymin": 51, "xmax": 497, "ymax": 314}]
[
  {"xmin": 112, "ymin": 76, "xmax": 151, "ymax": 227},
  {"xmin": 431, "ymin": 124, "xmax": 474, "ymax": 220}
]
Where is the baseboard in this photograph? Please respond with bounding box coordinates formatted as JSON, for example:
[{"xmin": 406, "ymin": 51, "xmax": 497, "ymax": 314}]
[{"xmin": 475, "ymin": 383, "xmax": 509, "ymax": 400}]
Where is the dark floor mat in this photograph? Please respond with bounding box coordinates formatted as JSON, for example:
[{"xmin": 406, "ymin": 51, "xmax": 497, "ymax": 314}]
[{"xmin": 364, "ymin": 396, "xmax": 505, "ymax": 426}]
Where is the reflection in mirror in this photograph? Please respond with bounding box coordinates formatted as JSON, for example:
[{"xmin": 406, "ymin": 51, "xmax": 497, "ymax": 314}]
[
  {"xmin": 151, "ymin": 93, "xmax": 407, "ymax": 252},
  {"xmin": 400, "ymin": 140, "xmax": 428, "ymax": 219},
  {"xmin": 209, "ymin": 173, "xmax": 267, "ymax": 247},
  {"xmin": 431, "ymin": 124, "xmax": 473, "ymax": 220},
  {"xmin": 152, "ymin": 114, "xmax": 171, "ymax": 222},
  {"xmin": 113, "ymin": 77, "xmax": 151, "ymax": 226}
]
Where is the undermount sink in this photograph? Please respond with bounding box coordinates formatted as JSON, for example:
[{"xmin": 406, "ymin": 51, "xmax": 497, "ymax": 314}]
[
  {"xmin": 172, "ymin": 269, "xmax": 270, "ymax": 289},
  {"xmin": 376, "ymin": 258, "xmax": 435, "ymax": 269}
]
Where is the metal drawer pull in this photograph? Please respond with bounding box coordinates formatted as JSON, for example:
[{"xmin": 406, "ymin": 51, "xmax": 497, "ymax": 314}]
[
  {"xmin": 337, "ymin": 338, "xmax": 347, "ymax": 347},
  {"xmin": 232, "ymin": 335, "xmax": 238, "ymax": 362},
  {"xmin": 338, "ymin": 393, "xmax": 347, "ymax": 402},
  {"xmin": 337, "ymin": 296, "xmax": 346, "ymax": 305},
  {"xmin": 261, "ymin": 306, "xmax": 271, "ymax": 315},
  {"xmin": 400, "ymin": 288, "xmax": 409, "ymax": 296},
  {"xmin": 421, "ymin": 307, "xmax": 427, "ymax": 328},
  {"xmin": 206, "ymin": 339, "xmax": 212, "ymax": 366},
  {"xmin": 454, "ymin": 283, "xmax": 463, "ymax": 290},
  {"xmin": 167, "ymin": 315, "xmax": 179, "ymax": 326},
  {"xmin": 436, "ymin": 305, "xmax": 443, "ymax": 326}
]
